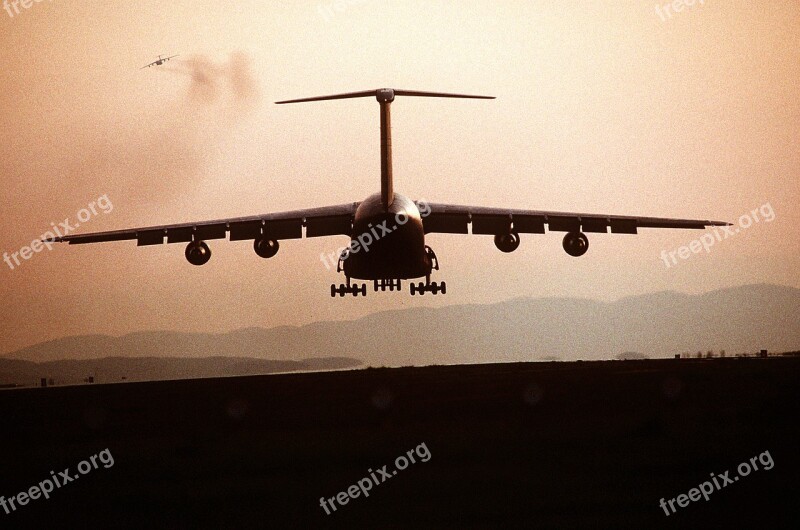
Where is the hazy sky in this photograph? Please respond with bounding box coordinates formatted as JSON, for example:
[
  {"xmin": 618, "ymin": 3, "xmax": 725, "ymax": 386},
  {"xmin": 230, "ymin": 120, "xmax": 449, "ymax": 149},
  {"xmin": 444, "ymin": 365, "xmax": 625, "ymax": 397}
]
[{"xmin": 1, "ymin": 0, "xmax": 798, "ymax": 354}]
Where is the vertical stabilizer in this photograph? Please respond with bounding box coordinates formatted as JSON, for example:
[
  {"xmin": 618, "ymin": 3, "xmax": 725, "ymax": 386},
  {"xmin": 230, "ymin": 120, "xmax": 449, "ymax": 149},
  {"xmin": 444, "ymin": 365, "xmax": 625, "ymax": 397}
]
[
  {"xmin": 377, "ymin": 89, "xmax": 395, "ymax": 208},
  {"xmin": 276, "ymin": 88, "xmax": 494, "ymax": 211}
]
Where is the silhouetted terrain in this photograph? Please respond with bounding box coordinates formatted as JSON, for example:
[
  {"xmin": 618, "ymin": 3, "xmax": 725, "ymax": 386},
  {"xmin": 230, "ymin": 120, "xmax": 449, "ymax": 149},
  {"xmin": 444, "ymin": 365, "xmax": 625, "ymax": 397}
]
[
  {"xmin": 0, "ymin": 356, "xmax": 361, "ymax": 387},
  {"xmin": 616, "ymin": 351, "xmax": 649, "ymax": 360},
  {"xmin": 1, "ymin": 357, "xmax": 798, "ymax": 528},
  {"xmin": 4, "ymin": 284, "xmax": 799, "ymax": 366}
]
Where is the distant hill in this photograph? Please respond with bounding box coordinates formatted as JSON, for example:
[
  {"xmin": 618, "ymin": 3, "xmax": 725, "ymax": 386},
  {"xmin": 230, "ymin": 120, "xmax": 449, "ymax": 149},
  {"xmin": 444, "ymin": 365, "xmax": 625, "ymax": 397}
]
[
  {"xmin": 616, "ymin": 352, "xmax": 649, "ymax": 360},
  {"xmin": 3, "ymin": 284, "xmax": 798, "ymax": 368},
  {"xmin": 0, "ymin": 356, "xmax": 362, "ymax": 387}
]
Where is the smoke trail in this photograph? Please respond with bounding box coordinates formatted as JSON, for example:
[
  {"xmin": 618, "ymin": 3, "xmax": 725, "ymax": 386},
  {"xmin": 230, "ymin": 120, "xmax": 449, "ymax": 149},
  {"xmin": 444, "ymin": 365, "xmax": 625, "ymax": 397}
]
[
  {"xmin": 166, "ymin": 52, "xmax": 261, "ymax": 109},
  {"xmin": 68, "ymin": 51, "xmax": 263, "ymax": 201}
]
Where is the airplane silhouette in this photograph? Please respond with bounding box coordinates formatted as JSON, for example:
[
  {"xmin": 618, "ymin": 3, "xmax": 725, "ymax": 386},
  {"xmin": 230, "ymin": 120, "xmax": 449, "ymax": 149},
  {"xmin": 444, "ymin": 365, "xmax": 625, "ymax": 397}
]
[
  {"xmin": 140, "ymin": 54, "xmax": 179, "ymax": 69},
  {"xmin": 49, "ymin": 88, "xmax": 729, "ymax": 297}
]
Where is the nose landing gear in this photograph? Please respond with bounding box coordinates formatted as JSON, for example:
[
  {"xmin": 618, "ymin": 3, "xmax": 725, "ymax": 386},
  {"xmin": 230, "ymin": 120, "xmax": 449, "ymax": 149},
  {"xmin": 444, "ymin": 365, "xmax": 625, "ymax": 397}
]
[{"xmin": 374, "ymin": 279, "xmax": 402, "ymax": 292}]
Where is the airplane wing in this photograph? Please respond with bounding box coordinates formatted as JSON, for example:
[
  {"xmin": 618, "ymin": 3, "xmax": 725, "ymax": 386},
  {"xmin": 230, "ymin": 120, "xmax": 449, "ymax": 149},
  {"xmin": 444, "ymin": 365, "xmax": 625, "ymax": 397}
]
[
  {"xmin": 420, "ymin": 203, "xmax": 730, "ymax": 235},
  {"xmin": 48, "ymin": 203, "xmax": 358, "ymax": 246},
  {"xmin": 140, "ymin": 55, "xmax": 179, "ymax": 69}
]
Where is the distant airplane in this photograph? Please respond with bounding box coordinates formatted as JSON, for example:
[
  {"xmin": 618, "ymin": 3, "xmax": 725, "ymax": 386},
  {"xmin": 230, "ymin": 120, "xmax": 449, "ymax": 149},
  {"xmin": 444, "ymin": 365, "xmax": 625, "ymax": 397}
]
[
  {"xmin": 140, "ymin": 54, "xmax": 179, "ymax": 69},
  {"xmin": 49, "ymin": 88, "xmax": 729, "ymax": 297}
]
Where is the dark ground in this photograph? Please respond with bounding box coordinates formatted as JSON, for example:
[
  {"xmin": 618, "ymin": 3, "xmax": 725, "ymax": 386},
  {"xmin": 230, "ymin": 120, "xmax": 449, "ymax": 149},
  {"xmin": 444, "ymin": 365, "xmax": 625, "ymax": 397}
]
[{"xmin": 1, "ymin": 357, "xmax": 798, "ymax": 529}]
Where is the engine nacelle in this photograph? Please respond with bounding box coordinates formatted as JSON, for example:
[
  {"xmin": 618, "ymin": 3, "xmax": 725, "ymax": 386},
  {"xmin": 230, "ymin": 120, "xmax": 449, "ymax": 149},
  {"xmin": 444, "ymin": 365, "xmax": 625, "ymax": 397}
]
[
  {"xmin": 185, "ymin": 241, "xmax": 211, "ymax": 266},
  {"xmin": 494, "ymin": 232, "xmax": 520, "ymax": 253},
  {"xmin": 562, "ymin": 231, "xmax": 589, "ymax": 257},
  {"xmin": 254, "ymin": 238, "xmax": 279, "ymax": 259}
]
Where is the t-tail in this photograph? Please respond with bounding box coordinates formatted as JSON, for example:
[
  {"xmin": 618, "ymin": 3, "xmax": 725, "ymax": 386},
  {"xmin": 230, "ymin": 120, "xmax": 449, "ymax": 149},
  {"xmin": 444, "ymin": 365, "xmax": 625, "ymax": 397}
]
[{"xmin": 276, "ymin": 88, "xmax": 495, "ymax": 210}]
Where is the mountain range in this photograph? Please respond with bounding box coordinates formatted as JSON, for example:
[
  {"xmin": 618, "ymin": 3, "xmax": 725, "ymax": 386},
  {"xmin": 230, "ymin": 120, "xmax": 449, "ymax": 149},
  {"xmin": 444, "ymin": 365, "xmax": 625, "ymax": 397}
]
[
  {"xmin": 0, "ymin": 284, "xmax": 800, "ymax": 366},
  {"xmin": 2, "ymin": 284, "xmax": 798, "ymax": 379}
]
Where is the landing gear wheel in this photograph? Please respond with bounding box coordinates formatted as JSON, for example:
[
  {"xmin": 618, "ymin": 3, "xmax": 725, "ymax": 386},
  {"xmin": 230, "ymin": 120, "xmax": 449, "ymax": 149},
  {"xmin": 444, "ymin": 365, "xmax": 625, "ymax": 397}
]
[{"xmin": 408, "ymin": 279, "xmax": 446, "ymax": 296}]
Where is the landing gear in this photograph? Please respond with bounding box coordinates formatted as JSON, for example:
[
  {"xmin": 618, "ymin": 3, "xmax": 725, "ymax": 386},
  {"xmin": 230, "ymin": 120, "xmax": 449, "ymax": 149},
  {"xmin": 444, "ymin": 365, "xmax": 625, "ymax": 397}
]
[
  {"xmin": 330, "ymin": 245, "xmax": 445, "ymax": 297},
  {"xmin": 330, "ymin": 278, "xmax": 367, "ymax": 297},
  {"xmin": 336, "ymin": 248, "xmax": 349, "ymax": 273},
  {"xmin": 425, "ymin": 245, "xmax": 440, "ymax": 271},
  {"xmin": 405, "ymin": 247, "xmax": 445, "ymax": 295},
  {"xmin": 410, "ymin": 276, "xmax": 447, "ymax": 296},
  {"xmin": 373, "ymin": 279, "xmax": 402, "ymax": 292}
]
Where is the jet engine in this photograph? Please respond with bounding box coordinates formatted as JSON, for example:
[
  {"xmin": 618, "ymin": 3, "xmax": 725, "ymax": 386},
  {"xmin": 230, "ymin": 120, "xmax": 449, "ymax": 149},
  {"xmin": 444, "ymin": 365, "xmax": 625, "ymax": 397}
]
[
  {"xmin": 562, "ymin": 232, "xmax": 589, "ymax": 257},
  {"xmin": 185, "ymin": 241, "xmax": 211, "ymax": 266},
  {"xmin": 494, "ymin": 232, "xmax": 521, "ymax": 253},
  {"xmin": 254, "ymin": 238, "xmax": 280, "ymax": 259}
]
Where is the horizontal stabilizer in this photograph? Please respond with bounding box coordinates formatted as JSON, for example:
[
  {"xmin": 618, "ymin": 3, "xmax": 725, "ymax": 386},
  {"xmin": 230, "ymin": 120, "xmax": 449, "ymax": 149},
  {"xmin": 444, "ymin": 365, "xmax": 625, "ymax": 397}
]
[{"xmin": 276, "ymin": 88, "xmax": 494, "ymax": 104}]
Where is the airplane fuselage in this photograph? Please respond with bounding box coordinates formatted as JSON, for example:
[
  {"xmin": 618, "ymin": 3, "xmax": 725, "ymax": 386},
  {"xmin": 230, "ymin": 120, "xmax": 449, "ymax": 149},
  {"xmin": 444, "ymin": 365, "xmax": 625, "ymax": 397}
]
[{"xmin": 342, "ymin": 192, "xmax": 432, "ymax": 280}]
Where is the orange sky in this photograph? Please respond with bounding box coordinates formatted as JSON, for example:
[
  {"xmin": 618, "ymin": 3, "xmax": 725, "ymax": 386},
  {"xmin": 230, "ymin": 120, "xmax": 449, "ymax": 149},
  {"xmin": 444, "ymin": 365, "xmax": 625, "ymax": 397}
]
[{"xmin": 1, "ymin": 0, "xmax": 798, "ymax": 354}]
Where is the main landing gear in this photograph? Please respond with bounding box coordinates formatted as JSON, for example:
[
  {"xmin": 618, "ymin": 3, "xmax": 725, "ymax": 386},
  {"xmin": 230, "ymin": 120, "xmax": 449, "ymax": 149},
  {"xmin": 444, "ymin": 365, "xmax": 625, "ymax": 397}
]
[
  {"xmin": 409, "ymin": 276, "xmax": 446, "ymax": 296},
  {"xmin": 409, "ymin": 245, "xmax": 445, "ymax": 295},
  {"xmin": 331, "ymin": 279, "xmax": 368, "ymax": 297}
]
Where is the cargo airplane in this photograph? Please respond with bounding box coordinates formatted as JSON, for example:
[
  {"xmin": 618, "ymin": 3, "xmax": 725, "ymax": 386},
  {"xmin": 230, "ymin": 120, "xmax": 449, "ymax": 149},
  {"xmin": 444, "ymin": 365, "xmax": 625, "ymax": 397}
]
[
  {"xmin": 140, "ymin": 54, "xmax": 179, "ymax": 69},
  {"xmin": 49, "ymin": 88, "xmax": 729, "ymax": 297}
]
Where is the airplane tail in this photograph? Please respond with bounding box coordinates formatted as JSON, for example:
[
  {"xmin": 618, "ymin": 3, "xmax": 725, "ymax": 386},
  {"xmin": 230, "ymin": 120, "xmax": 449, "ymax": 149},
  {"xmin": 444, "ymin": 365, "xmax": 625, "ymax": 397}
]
[{"xmin": 276, "ymin": 88, "xmax": 494, "ymax": 209}]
